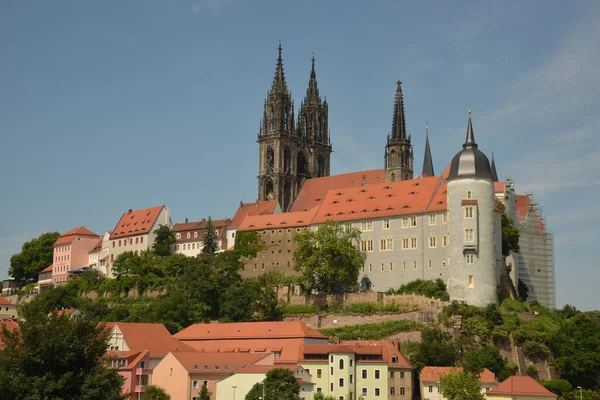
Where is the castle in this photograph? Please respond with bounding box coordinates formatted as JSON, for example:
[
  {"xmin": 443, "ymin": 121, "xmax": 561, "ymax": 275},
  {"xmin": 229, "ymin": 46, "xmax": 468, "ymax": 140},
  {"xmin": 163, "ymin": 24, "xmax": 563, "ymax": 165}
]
[{"xmin": 237, "ymin": 44, "xmax": 556, "ymax": 308}]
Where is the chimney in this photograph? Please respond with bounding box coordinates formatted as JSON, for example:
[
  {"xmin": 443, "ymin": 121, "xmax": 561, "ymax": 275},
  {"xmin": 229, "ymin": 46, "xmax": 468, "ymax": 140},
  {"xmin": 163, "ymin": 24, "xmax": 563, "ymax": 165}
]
[
  {"xmin": 128, "ymin": 209, "xmax": 133, "ymax": 214},
  {"xmin": 201, "ymin": 218, "xmax": 206, "ymax": 222},
  {"xmin": 185, "ymin": 218, "xmax": 188, "ymax": 223},
  {"xmin": 240, "ymin": 201, "xmax": 243, "ymax": 209}
]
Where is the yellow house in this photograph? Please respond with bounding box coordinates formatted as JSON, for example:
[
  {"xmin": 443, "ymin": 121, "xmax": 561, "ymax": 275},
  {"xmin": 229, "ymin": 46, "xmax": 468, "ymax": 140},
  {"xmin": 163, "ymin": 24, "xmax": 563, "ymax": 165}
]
[
  {"xmin": 420, "ymin": 366, "xmax": 497, "ymax": 400},
  {"xmin": 486, "ymin": 376, "xmax": 557, "ymax": 400}
]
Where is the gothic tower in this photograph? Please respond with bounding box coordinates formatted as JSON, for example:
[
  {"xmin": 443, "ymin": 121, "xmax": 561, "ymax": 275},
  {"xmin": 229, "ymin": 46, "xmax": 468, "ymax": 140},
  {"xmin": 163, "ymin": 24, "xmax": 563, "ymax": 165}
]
[
  {"xmin": 297, "ymin": 54, "xmax": 332, "ymax": 180},
  {"xmin": 257, "ymin": 43, "xmax": 298, "ymax": 211},
  {"xmin": 384, "ymin": 81, "xmax": 413, "ymax": 182}
]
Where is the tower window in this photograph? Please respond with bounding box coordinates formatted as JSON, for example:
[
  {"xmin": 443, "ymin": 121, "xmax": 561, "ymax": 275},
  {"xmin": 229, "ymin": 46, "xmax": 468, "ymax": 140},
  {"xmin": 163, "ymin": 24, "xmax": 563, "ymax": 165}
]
[
  {"xmin": 464, "ymin": 206, "xmax": 474, "ymax": 219},
  {"xmin": 429, "ymin": 236, "xmax": 437, "ymax": 248},
  {"xmin": 465, "ymin": 228, "xmax": 475, "ymax": 242},
  {"xmin": 466, "ymin": 254, "xmax": 475, "ymax": 264},
  {"xmin": 468, "ymin": 274, "xmax": 475, "ymax": 288},
  {"xmin": 467, "ymin": 190, "xmax": 472, "ymax": 199}
]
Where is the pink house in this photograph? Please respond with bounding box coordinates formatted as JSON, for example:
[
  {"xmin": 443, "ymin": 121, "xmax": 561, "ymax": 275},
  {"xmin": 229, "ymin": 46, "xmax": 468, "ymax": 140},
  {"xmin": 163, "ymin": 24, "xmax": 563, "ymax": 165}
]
[{"xmin": 52, "ymin": 227, "xmax": 100, "ymax": 284}]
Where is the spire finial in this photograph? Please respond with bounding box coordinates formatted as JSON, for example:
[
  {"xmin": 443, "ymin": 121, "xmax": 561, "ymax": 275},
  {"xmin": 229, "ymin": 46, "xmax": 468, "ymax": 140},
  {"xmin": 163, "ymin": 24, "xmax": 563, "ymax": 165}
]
[
  {"xmin": 278, "ymin": 40, "xmax": 282, "ymax": 59},
  {"xmin": 426, "ymin": 121, "xmax": 429, "ymax": 133},
  {"xmin": 468, "ymin": 109, "xmax": 472, "ymax": 115},
  {"xmin": 464, "ymin": 112, "xmax": 477, "ymax": 149}
]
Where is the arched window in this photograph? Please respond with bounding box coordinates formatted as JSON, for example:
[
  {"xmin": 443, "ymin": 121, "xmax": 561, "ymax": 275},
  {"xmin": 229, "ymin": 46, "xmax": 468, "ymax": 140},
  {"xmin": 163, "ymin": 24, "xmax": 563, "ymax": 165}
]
[
  {"xmin": 194, "ymin": 232, "xmax": 198, "ymax": 238},
  {"xmin": 339, "ymin": 359, "xmax": 344, "ymax": 370},
  {"xmin": 467, "ymin": 190, "xmax": 472, "ymax": 199},
  {"xmin": 187, "ymin": 233, "xmax": 191, "ymax": 239},
  {"xmin": 176, "ymin": 233, "xmax": 181, "ymax": 239}
]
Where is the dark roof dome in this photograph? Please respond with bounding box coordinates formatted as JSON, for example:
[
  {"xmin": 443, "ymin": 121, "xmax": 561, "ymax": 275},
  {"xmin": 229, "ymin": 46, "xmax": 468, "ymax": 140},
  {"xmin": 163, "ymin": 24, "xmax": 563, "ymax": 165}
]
[{"xmin": 447, "ymin": 114, "xmax": 493, "ymax": 181}]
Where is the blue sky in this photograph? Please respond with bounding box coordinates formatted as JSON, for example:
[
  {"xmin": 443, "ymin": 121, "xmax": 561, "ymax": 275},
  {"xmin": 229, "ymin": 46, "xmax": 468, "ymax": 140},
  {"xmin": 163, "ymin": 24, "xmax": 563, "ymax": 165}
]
[{"xmin": 1, "ymin": 0, "xmax": 598, "ymax": 310}]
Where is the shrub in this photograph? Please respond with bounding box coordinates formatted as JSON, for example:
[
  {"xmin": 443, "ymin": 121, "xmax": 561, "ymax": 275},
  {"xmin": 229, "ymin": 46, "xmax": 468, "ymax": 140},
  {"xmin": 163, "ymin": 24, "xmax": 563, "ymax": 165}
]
[
  {"xmin": 526, "ymin": 363, "xmax": 538, "ymax": 376},
  {"xmin": 507, "ymin": 360, "xmax": 519, "ymax": 374},
  {"xmin": 320, "ymin": 320, "xmax": 423, "ymax": 341},
  {"xmin": 522, "ymin": 340, "xmax": 549, "ymax": 357},
  {"xmin": 541, "ymin": 380, "xmax": 573, "ymax": 397},
  {"xmin": 391, "ymin": 279, "xmax": 449, "ymax": 300},
  {"xmin": 281, "ymin": 304, "xmax": 319, "ymax": 316},
  {"xmin": 500, "ymin": 298, "xmax": 529, "ymax": 313}
]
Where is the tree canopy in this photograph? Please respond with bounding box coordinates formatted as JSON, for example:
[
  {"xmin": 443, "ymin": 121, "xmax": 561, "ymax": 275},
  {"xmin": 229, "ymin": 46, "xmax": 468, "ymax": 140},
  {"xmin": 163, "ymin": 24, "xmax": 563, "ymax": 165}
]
[
  {"xmin": 141, "ymin": 386, "xmax": 171, "ymax": 400},
  {"xmin": 152, "ymin": 225, "xmax": 175, "ymax": 257},
  {"xmin": 246, "ymin": 368, "xmax": 301, "ymax": 400},
  {"xmin": 202, "ymin": 216, "xmax": 218, "ymax": 253},
  {"xmin": 440, "ymin": 371, "xmax": 484, "ymax": 400},
  {"xmin": 410, "ymin": 326, "xmax": 457, "ymax": 370},
  {"xmin": 293, "ymin": 221, "xmax": 363, "ymax": 294},
  {"xmin": 9, "ymin": 231, "xmax": 60, "ymax": 281},
  {"xmin": 462, "ymin": 345, "xmax": 512, "ymax": 381}
]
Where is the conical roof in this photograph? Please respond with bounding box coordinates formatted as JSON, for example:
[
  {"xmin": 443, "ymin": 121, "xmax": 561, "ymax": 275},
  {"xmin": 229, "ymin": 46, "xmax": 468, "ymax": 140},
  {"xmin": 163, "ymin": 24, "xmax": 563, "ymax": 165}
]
[
  {"xmin": 422, "ymin": 131, "xmax": 435, "ymax": 176},
  {"xmin": 447, "ymin": 115, "xmax": 493, "ymax": 181}
]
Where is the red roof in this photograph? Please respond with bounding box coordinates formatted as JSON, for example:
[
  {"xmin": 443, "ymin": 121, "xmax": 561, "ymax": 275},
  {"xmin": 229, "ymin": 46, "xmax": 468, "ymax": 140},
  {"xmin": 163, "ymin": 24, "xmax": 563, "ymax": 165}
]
[
  {"xmin": 487, "ymin": 376, "xmax": 556, "ymax": 398},
  {"xmin": 170, "ymin": 351, "xmax": 271, "ymax": 373},
  {"xmin": 56, "ymin": 308, "xmax": 79, "ymax": 316},
  {"xmin": 311, "ymin": 176, "xmax": 442, "ymax": 224},
  {"xmin": 238, "ymin": 207, "xmax": 319, "ymax": 231},
  {"xmin": 104, "ymin": 322, "xmax": 193, "ymax": 358},
  {"xmin": 290, "ymin": 169, "xmax": 385, "ymax": 212},
  {"xmin": 301, "ymin": 341, "xmax": 412, "ymax": 368},
  {"xmin": 494, "ymin": 181, "xmax": 506, "ymax": 193},
  {"xmin": 175, "ymin": 321, "xmax": 327, "ymax": 341},
  {"xmin": 173, "ymin": 218, "xmax": 231, "ymax": 233},
  {"xmin": 39, "ymin": 265, "xmax": 53, "ymax": 274},
  {"xmin": 0, "ymin": 319, "xmax": 19, "ymax": 349},
  {"xmin": 229, "ymin": 201, "xmax": 279, "ymax": 229},
  {"xmin": 88, "ymin": 237, "xmax": 103, "ymax": 253},
  {"xmin": 0, "ymin": 297, "xmax": 15, "ymax": 306},
  {"xmin": 515, "ymin": 195, "xmax": 546, "ymax": 231},
  {"xmin": 110, "ymin": 206, "xmax": 165, "ymax": 239},
  {"xmin": 54, "ymin": 226, "xmax": 100, "ymax": 246},
  {"xmin": 420, "ymin": 366, "xmax": 496, "ymax": 384}
]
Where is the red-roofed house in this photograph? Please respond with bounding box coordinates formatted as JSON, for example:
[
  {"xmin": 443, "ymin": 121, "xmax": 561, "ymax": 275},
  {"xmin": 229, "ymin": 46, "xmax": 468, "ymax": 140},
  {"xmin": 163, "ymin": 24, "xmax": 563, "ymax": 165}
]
[
  {"xmin": 107, "ymin": 206, "xmax": 171, "ymax": 276},
  {"xmin": 486, "ymin": 375, "xmax": 557, "ymax": 399},
  {"xmin": 225, "ymin": 200, "xmax": 281, "ymax": 249},
  {"xmin": 52, "ymin": 227, "xmax": 100, "ymax": 285},
  {"xmin": 108, "ymin": 349, "xmax": 152, "ymax": 400},
  {"xmin": 173, "ymin": 217, "xmax": 231, "ymax": 257},
  {"xmin": 0, "ymin": 296, "xmax": 17, "ymax": 320},
  {"xmin": 0, "ymin": 319, "xmax": 19, "ymax": 349},
  {"xmin": 419, "ymin": 366, "xmax": 497, "ymax": 400}
]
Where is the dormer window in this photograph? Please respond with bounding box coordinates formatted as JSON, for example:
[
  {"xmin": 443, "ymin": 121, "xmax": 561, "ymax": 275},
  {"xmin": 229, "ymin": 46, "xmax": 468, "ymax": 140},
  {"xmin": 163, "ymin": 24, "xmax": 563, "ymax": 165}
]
[
  {"xmin": 194, "ymin": 232, "xmax": 198, "ymax": 238},
  {"xmin": 187, "ymin": 233, "xmax": 191, "ymax": 239},
  {"xmin": 176, "ymin": 233, "xmax": 181, "ymax": 239}
]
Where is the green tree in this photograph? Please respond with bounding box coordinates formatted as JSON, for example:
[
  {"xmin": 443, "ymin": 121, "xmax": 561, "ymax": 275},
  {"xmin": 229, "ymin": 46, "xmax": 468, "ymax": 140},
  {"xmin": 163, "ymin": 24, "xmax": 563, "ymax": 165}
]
[
  {"xmin": 411, "ymin": 327, "xmax": 456, "ymax": 369},
  {"xmin": 144, "ymin": 289, "xmax": 209, "ymax": 333},
  {"xmin": 220, "ymin": 282, "xmax": 256, "ymax": 322},
  {"xmin": 234, "ymin": 230, "xmax": 267, "ymax": 258},
  {"xmin": 293, "ymin": 221, "xmax": 363, "ymax": 294},
  {"xmin": 440, "ymin": 371, "xmax": 484, "ymax": 400},
  {"xmin": 496, "ymin": 200, "xmax": 520, "ymax": 257},
  {"xmin": 21, "ymin": 284, "xmax": 80, "ymax": 315},
  {"xmin": 198, "ymin": 385, "xmax": 211, "ymax": 400},
  {"xmin": 202, "ymin": 216, "xmax": 218, "ymax": 253},
  {"xmin": 141, "ymin": 385, "xmax": 171, "ymax": 400},
  {"xmin": 9, "ymin": 232, "xmax": 60, "ymax": 281},
  {"xmin": 462, "ymin": 346, "xmax": 511, "ymax": 381},
  {"xmin": 246, "ymin": 368, "xmax": 301, "ymax": 400},
  {"xmin": 541, "ymin": 379, "xmax": 573, "ymax": 398},
  {"xmin": 0, "ymin": 308, "xmax": 126, "ymax": 399},
  {"xmin": 252, "ymin": 274, "xmax": 283, "ymax": 322},
  {"xmin": 153, "ymin": 225, "xmax": 175, "ymax": 257}
]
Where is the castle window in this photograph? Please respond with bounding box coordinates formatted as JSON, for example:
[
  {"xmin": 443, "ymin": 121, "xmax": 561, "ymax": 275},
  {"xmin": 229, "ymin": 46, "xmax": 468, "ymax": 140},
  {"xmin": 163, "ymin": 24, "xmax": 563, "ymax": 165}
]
[
  {"xmin": 411, "ymin": 217, "xmax": 417, "ymax": 227},
  {"xmin": 403, "ymin": 261, "xmax": 406, "ymax": 270},
  {"xmin": 368, "ymin": 240, "xmax": 374, "ymax": 252},
  {"xmin": 413, "ymin": 261, "xmax": 417, "ymax": 269},
  {"xmin": 380, "ymin": 237, "xmax": 393, "ymax": 251},
  {"xmin": 261, "ymin": 263, "xmax": 265, "ymax": 270},
  {"xmin": 428, "ymin": 260, "xmax": 432, "ymax": 269},
  {"xmin": 381, "ymin": 263, "xmax": 384, "ymax": 271},
  {"xmin": 345, "ymin": 223, "xmax": 352, "ymax": 231},
  {"xmin": 360, "ymin": 221, "xmax": 373, "ymax": 231},
  {"xmin": 390, "ymin": 262, "xmax": 393, "ymax": 271},
  {"xmin": 194, "ymin": 232, "xmax": 198, "ymax": 238},
  {"xmin": 402, "ymin": 238, "xmax": 409, "ymax": 249},
  {"xmin": 187, "ymin": 233, "xmax": 191, "ymax": 239},
  {"xmin": 467, "ymin": 190, "xmax": 473, "ymax": 199},
  {"xmin": 429, "ymin": 214, "xmax": 436, "ymax": 225},
  {"xmin": 369, "ymin": 264, "xmax": 372, "ymax": 272},
  {"xmin": 442, "ymin": 234, "xmax": 449, "ymax": 247},
  {"xmin": 442, "ymin": 259, "xmax": 446, "ymax": 268},
  {"xmin": 383, "ymin": 219, "xmax": 390, "ymax": 229},
  {"xmin": 467, "ymin": 274, "xmax": 475, "ymax": 288},
  {"xmin": 465, "ymin": 228, "xmax": 475, "ymax": 242},
  {"xmin": 464, "ymin": 206, "xmax": 474, "ymax": 219},
  {"xmin": 466, "ymin": 254, "xmax": 475, "ymax": 264},
  {"xmin": 410, "ymin": 237, "xmax": 417, "ymax": 249},
  {"xmin": 443, "ymin": 212, "xmax": 449, "ymax": 224},
  {"xmin": 429, "ymin": 236, "xmax": 437, "ymax": 248}
]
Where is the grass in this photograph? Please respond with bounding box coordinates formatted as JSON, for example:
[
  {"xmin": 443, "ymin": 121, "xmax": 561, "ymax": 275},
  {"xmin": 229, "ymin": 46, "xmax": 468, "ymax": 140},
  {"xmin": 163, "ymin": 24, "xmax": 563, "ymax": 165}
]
[{"xmin": 319, "ymin": 319, "xmax": 423, "ymax": 341}]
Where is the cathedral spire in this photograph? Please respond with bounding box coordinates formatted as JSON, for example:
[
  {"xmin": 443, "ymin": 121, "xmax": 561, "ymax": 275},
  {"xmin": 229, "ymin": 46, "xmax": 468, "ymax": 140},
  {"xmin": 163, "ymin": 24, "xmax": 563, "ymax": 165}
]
[
  {"xmin": 491, "ymin": 152, "xmax": 499, "ymax": 182},
  {"xmin": 464, "ymin": 110, "xmax": 478, "ymax": 149},
  {"xmin": 391, "ymin": 80, "xmax": 407, "ymax": 140},
  {"xmin": 304, "ymin": 52, "xmax": 320, "ymax": 104},
  {"xmin": 270, "ymin": 41, "xmax": 288, "ymax": 95},
  {"xmin": 422, "ymin": 123, "xmax": 435, "ymax": 177}
]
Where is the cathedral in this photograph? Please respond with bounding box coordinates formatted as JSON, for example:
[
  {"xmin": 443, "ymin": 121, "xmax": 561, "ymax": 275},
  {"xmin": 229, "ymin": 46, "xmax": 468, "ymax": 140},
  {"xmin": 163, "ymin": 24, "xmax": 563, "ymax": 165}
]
[{"xmin": 244, "ymin": 44, "xmax": 556, "ymax": 308}]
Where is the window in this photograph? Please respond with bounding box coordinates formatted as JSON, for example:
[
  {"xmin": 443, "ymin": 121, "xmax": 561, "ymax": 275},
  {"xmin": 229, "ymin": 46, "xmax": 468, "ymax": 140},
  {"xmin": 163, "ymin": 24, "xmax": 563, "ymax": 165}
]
[
  {"xmin": 429, "ymin": 386, "xmax": 433, "ymax": 393},
  {"xmin": 402, "ymin": 218, "xmax": 409, "ymax": 228},
  {"xmin": 330, "ymin": 383, "xmax": 333, "ymax": 392},
  {"xmin": 194, "ymin": 232, "xmax": 198, "ymax": 238},
  {"xmin": 428, "ymin": 259, "xmax": 432, "ymax": 269},
  {"xmin": 176, "ymin": 233, "xmax": 181, "ymax": 239},
  {"xmin": 350, "ymin": 374, "xmax": 353, "ymax": 383},
  {"xmin": 350, "ymin": 359, "xmax": 353, "ymax": 367},
  {"xmin": 429, "ymin": 236, "xmax": 436, "ymax": 248},
  {"xmin": 369, "ymin": 264, "xmax": 373, "ymax": 272},
  {"xmin": 330, "ymin": 355, "xmax": 334, "ymax": 363},
  {"xmin": 402, "ymin": 238, "xmax": 409, "ymax": 249},
  {"xmin": 339, "ymin": 378, "xmax": 344, "ymax": 388},
  {"xmin": 113, "ymin": 241, "xmax": 116, "ymax": 248},
  {"xmin": 362, "ymin": 370, "xmax": 367, "ymax": 379},
  {"xmin": 468, "ymin": 275, "xmax": 475, "ymax": 288},
  {"xmin": 465, "ymin": 228, "xmax": 474, "ymax": 242},
  {"xmin": 410, "ymin": 237, "xmax": 417, "ymax": 249},
  {"xmin": 193, "ymin": 381, "xmax": 198, "ymax": 389},
  {"xmin": 467, "ymin": 190, "xmax": 472, "ymax": 199},
  {"xmin": 390, "ymin": 262, "xmax": 393, "ymax": 271},
  {"xmin": 187, "ymin": 233, "xmax": 191, "ymax": 239},
  {"xmin": 443, "ymin": 211, "xmax": 449, "ymax": 224},
  {"xmin": 390, "ymin": 371, "xmax": 394, "ymax": 378},
  {"xmin": 411, "ymin": 217, "xmax": 417, "ymax": 227},
  {"xmin": 330, "ymin": 367, "xmax": 334, "ymax": 375},
  {"xmin": 381, "ymin": 263, "xmax": 384, "ymax": 271},
  {"xmin": 192, "ymin": 243, "xmax": 195, "ymax": 250},
  {"xmin": 466, "ymin": 254, "xmax": 475, "ymax": 264},
  {"xmin": 380, "ymin": 237, "xmax": 393, "ymax": 251},
  {"xmin": 261, "ymin": 262, "xmax": 265, "ymax": 270},
  {"xmin": 442, "ymin": 234, "xmax": 449, "ymax": 247},
  {"xmin": 129, "ymin": 238, "xmax": 133, "ymax": 245},
  {"xmin": 413, "ymin": 261, "xmax": 417, "ymax": 269},
  {"xmin": 383, "ymin": 219, "xmax": 390, "ymax": 229},
  {"xmin": 339, "ymin": 359, "xmax": 344, "ymax": 370},
  {"xmin": 375, "ymin": 388, "xmax": 381, "ymax": 396},
  {"xmin": 400, "ymin": 371, "xmax": 404, "ymax": 379},
  {"xmin": 360, "ymin": 221, "xmax": 373, "ymax": 231},
  {"xmin": 375, "ymin": 370, "xmax": 380, "ymax": 379},
  {"xmin": 429, "ymin": 214, "xmax": 436, "ymax": 225},
  {"xmin": 442, "ymin": 259, "xmax": 447, "ymax": 268},
  {"xmin": 118, "ymin": 240, "xmax": 121, "ymax": 247},
  {"xmin": 390, "ymin": 387, "xmax": 396, "ymax": 395},
  {"xmin": 464, "ymin": 206, "xmax": 474, "ymax": 219},
  {"xmin": 317, "ymin": 388, "xmax": 322, "ymax": 393},
  {"xmin": 362, "ymin": 388, "xmax": 368, "ymax": 396},
  {"xmin": 203, "ymin": 381, "xmax": 208, "ymax": 388},
  {"xmin": 317, "ymin": 369, "xmax": 322, "ymax": 378},
  {"xmin": 135, "ymin": 237, "xmax": 139, "ymax": 244},
  {"xmin": 140, "ymin": 237, "xmax": 143, "ymax": 243},
  {"xmin": 403, "ymin": 261, "xmax": 406, "ymax": 270},
  {"xmin": 367, "ymin": 240, "xmax": 374, "ymax": 252},
  {"xmin": 274, "ymin": 351, "xmax": 281, "ymax": 358},
  {"xmin": 400, "ymin": 387, "xmax": 405, "ymax": 395},
  {"xmin": 344, "ymin": 222, "xmax": 352, "ymax": 231}
]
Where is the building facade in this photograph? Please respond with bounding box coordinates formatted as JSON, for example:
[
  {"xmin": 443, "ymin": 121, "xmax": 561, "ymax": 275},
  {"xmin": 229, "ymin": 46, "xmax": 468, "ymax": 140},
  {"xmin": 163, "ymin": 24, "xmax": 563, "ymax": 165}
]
[
  {"xmin": 52, "ymin": 227, "xmax": 101, "ymax": 284},
  {"xmin": 173, "ymin": 218, "xmax": 230, "ymax": 257},
  {"xmin": 419, "ymin": 366, "xmax": 497, "ymax": 400}
]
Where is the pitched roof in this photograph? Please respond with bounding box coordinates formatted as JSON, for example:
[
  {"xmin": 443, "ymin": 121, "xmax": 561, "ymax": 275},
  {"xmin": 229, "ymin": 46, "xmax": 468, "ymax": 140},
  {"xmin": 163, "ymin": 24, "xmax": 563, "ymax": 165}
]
[
  {"xmin": 487, "ymin": 376, "xmax": 556, "ymax": 397},
  {"xmin": 173, "ymin": 218, "xmax": 231, "ymax": 233},
  {"xmin": 420, "ymin": 366, "xmax": 496, "ymax": 384},
  {"xmin": 0, "ymin": 297, "xmax": 15, "ymax": 306},
  {"xmin": 301, "ymin": 341, "xmax": 412, "ymax": 368},
  {"xmin": 88, "ymin": 237, "xmax": 103, "ymax": 253},
  {"xmin": 39, "ymin": 265, "xmax": 53, "ymax": 274},
  {"xmin": 170, "ymin": 351, "xmax": 271, "ymax": 374},
  {"xmin": 515, "ymin": 195, "xmax": 546, "ymax": 231},
  {"xmin": 174, "ymin": 321, "xmax": 327, "ymax": 341},
  {"xmin": 104, "ymin": 322, "xmax": 193, "ymax": 358},
  {"xmin": 54, "ymin": 226, "xmax": 100, "ymax": 246},
  {"xmin": 237, "ymin": 207, "xmax": 319, "ymax": 231},
  {"xmin": 290, "ymin": 169, "xmax": 385, "ymax": 212},
  {"xmin": 229, "ymin": 201, "xmax": 279, "ymax": 229},
  {"xmin": 0, "ymin": 319, "xmax": 19, "ymax": 349},
  {"xmin": 494, "ymin": 181, "xmax": 506, "ymax": 194},
  {"xmin": 110, "ymin": 206, "xmax": 164, "ymax": 239},
  {"xmin": 311, "ymin": 176, "xmax": 442, "ymax": 224}
]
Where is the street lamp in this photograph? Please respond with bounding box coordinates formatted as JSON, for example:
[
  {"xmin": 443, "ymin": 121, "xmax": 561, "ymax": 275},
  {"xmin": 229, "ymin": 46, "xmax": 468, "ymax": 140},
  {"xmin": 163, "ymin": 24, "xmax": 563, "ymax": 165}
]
[
  {"xmin": 232, "ymin": 385, "xmax": 237, "ymax": 400},
  {"xmin": 577, "ymin": 386, "xmax": 583, "ymax": 400}
]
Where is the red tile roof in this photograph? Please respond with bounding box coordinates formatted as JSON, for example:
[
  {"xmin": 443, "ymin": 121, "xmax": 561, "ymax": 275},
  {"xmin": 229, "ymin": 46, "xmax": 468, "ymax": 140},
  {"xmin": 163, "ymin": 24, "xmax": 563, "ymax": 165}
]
[
  {"xmin": 171, "ymin": 351, "xmax": 271, "ymax": 373},
  {"xmin": 110, "ymin": 206, "xmax": 165, "ymax": 239},
  {"xmin": 56, "ymin": 308, "xmax": 79, "ymax": 317},
  {"xmin": 175, "ymin": 321, "xmax": 327, "ymax": 341},
  {"xmin": 420, "ymin": 366, "xmax": 496, "ymax": 384},
  {"xmin": 0, "ymin": 319, "xmax": 19, "ymax": 349},
  {"xmin": 238, "ymin": 207, "xmax": 319, "ymax": 231},
  {"xmin": 290, "ymin": 169, "xmax": 385, "ymax": 212},
  {"xmin": 487, "ymin": 376, "xmax": 556, "ymax": 397},
  {"xmin": 39, "ymin": 265, "xmax": 53, "ymax": 274},
  {"xmin": 0, "ymin": 297, "xmax": 15, "ymax": 306},
  {"xmin": 104, "ymin": 322, "xmax": 193, "ymax": 358},
  {"xmin": 515, "ymin": 195, "xmax": 546, "ymax": 231},
  {"xmin": 494, "ymin": 181, "xmax": 506, "ymax": 193},
  {"xmin": 173, "ymin": 218, "xmax": 231, "ymax": 233},
  {"xmin": 311, "ymin": 176, "xmax": 442, "ymax": 224},
  {"xmin": 54, "ymin": 226, "xmax": 100, "ymax": 246},
  {"xmin": 300, "ymin": 341, "xmax": 412, "ymax": 368},
  {"xmin": 229, "ymin": 201, "xmax": 279, "ymax": 229},
  {"xmin": 89, "ymin": 237, "xmax": 103, "ymax": 253}
]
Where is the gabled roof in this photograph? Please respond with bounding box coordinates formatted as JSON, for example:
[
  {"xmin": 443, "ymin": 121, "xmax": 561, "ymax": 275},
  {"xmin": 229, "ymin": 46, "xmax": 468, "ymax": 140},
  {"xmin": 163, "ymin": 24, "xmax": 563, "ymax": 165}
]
[
  {"xmin": 290, "ymin": 169, "xmax": 385, "ymax": 212},
  {"xmin": 104, "ymin": 322, "xmax": 193, "ymax": 358},
  {"xmin": 311, "ymin": 176, "xmax": 442, "ymax": 224},
  {"xmin": 494, "ymin": 181, "xmax": 506, "ymax": 194},
  {"xmin": 238, "ymin": 207, "xmax": 319, "ymax": 231},
  {"xmin": 174, "ymin": 321, "xmax": 327, "ymax": 341},
  {"xmin": 39, "ymin": 265, "xmax": 53, "ymax": 274},
  {"xmin": 300, "ymin": 341, "xmax": 412, "ymax": 368},
  {"xmin": 487, "ymin": 376, "xmax": 556, "ymax": 397},
  {"xmin": 54, "ymin": 226, "xmax": 100, "ymax": 246},
  {"xmin": 515, "ymin": 195, "xmax": 546, "ymax": 231},
  {"xmin": 420, "ymin": 366, "xmax": 496, "ymax": 384},
  {"xmin": 173, "ymin": 218, "xmax": 231, "ymax": 233},
  {"xmin": 110, "ymin": 206, "xmax": 165, "ymax": 240},
  {"xmin": 0, "ymin": 297, "xmax": 15, "ymax": 306},
  {"xmin": 88, "ymin": 237, "xmax": 103, "ymax": 253},
  {"xmin": 229, "ymin": 201, "xmax": 280, "ymax": 229},
  {"xmin": 170, "ymin": 351, "xmax": 271, "ymax": 374}
]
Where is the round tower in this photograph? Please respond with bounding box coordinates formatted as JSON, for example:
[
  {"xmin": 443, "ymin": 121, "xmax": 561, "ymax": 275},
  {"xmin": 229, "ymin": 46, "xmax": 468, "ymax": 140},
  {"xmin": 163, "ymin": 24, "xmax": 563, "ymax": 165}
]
[{"xmin": 446, "ymin": 113, "xmax": 498, "ymax": 306}]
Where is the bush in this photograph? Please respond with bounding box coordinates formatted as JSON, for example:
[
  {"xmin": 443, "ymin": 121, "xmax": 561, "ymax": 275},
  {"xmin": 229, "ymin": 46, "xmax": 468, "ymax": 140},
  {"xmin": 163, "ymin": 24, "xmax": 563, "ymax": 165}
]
[
  {"xmin": 541, "ymin": 380, "xmax": 573, "ymax": 397},
  {"xmin": 343, "ymin": 302, "xmax": 416, "ymax": 315},
  {"xmin": 281, "ymin": 304, "xmax": 319, "ymax": 316},
  {"xmin": 320, "ymin": 320, "xmax": 423, "ymax": 341},
  {"xmin": 522, "ymin": 340, "xmax": 549, "ymax": 357},
  {"xmin": 526, "ymin": 363, "xmax": 538, "ymax": 376},
  {"xmin": 390, "ymin": 279, "xmax": 449, "ymax": 300},
  {"xmin": 507, "ymin": 360, "xmax": 519, "ymax": 374},
  {"xmin": 500, "ymin": 298, "xmax": 529, "ymax": 313}
]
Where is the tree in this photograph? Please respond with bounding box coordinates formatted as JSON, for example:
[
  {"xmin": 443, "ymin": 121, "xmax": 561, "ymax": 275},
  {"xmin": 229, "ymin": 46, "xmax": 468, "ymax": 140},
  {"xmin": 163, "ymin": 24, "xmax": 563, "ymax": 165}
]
[
  {"xmin": 0, "ymin": 308, "xmax": 126, "ymax": 399},
  {"xmin": 462, "ymin": 346, "xmax": 511, "ymax": 381},
  {"xmin": 495, "ymin": 200, "xmax": 520, "ymax": 257},
  {"xmin": 153, "ymin": 225, "xmax": 175, "ymax": 257},
  {"xmin": 141, "ymin": 385, "xmax": 171, "ymax": 400},
  {"xmin": 293, "ymin": 221, "xmax": 363, "ymax": 294},
  {"xmin": 9, "ymin": 231, "xmax": 60, "ymax": 281},
  {"xmin": 220, "ymin": 282, "xmax": 256, "ymax": 322},
  {"xmin": 542, "ymin": 380, "xmax": 573, "ymax": 398},
  {"xmin": 440, "ymin": 371, "xmax": 484, "ymax": 400},
  {"xmin": 410, "ymin": 327, "xmax": 457, "ymax": 369},
  {"xmin": 252, "ymin": 274, "xmax": 283, "ymax": 322},
  {"xmin": 202, "ymin": 216, "xmax": 218, "ymax": 253},
  {"xmin": 198, "ymin": 385, "xmax": 211, "ymax": 400},
  {"xmin": 234, "ymin": 230, "xmax": 267, "ymax": 258},
  {"xmin": 246, "ymin": 368, "xmax": 301, "ymax": 400}
]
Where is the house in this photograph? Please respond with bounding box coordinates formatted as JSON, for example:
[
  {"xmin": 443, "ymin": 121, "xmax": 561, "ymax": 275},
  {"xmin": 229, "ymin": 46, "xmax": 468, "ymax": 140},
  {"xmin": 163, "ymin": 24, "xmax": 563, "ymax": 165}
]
[
  {"xmin": 1, "ymin": 279, "xmax": 18, "ymax": 296},
  {"xmin": 152, "ymin": 351, "xmax": 274, "ymax": 400},
  {"xmin": 56, "ymin": 308, "xmax": 81, "ymax": 318},
  {"xmin": 52, "ymin": 227, "xmax": 101, "ymax": 284},
  {"xmin": 173, "ymin": 217, "xmax": 231, "ymax": 257},
  {"xmin": 486, "ymin": 376, "xmax": 557, "ymax": 400},
  {"xmin": 107, "ymin": 206, "xmax": 171, "ymax": 276},
  {"xmin": 299, "ymin": 340, "xmax": 414, "ymax": 399},
  {"xmin": 0, "ymin": 319, "xmax": 19, "ymax": 349},
  {"xmin": 174, "ymin": 321, "xmax": 328, "ymax": 363},
  {"xmin": 87, "ymin": 237, "xmax": 103, "ymax": 270},
  {"xmin": 225, "ymin": 200, "xmax": 281, "ymax": 250},
  {"xmin": 420, "ymin": 366, "xmax": 497, "ymax": 400},
  {"xmin": 0, "ymin": 297, "xmax": 18, "ymax": 320},
  {"xmin": 37, "ymin": 265, "xmax": 53, "ymax": 292},
  {"xmin": 108, "ymin": 349, "xmax": 152, "ymax": 400}
]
